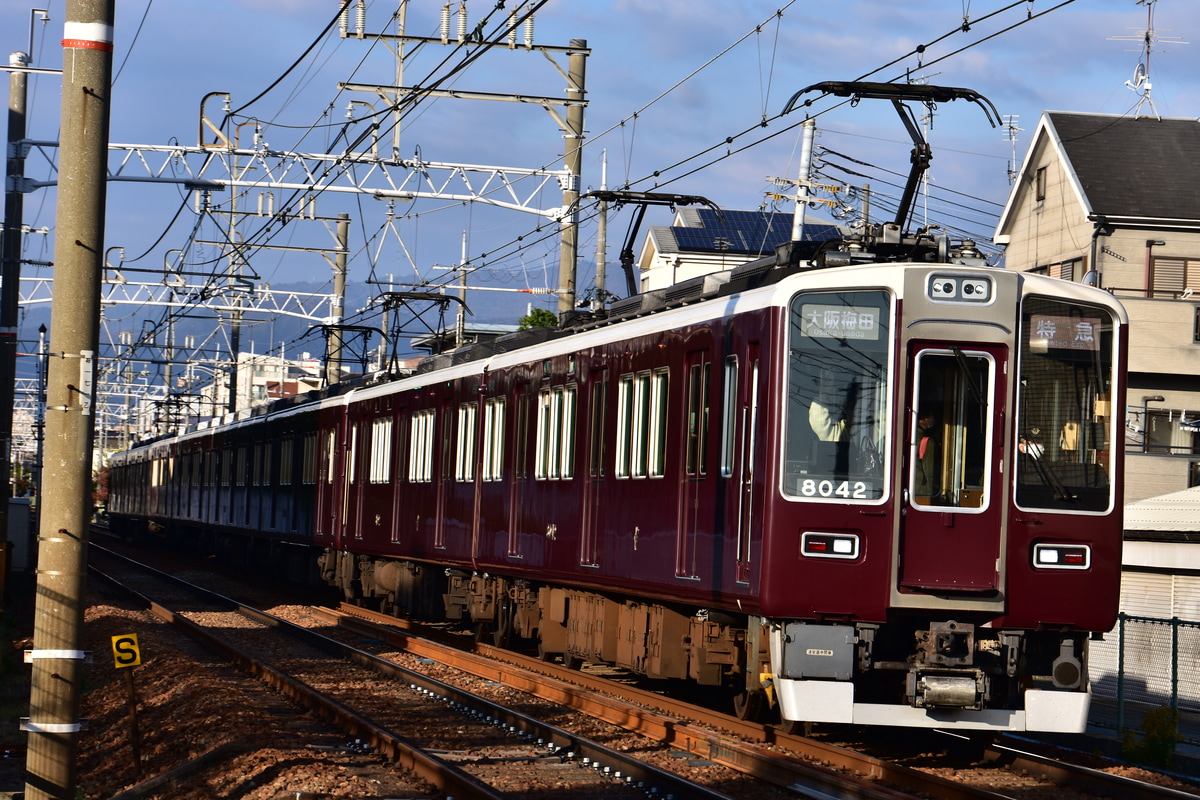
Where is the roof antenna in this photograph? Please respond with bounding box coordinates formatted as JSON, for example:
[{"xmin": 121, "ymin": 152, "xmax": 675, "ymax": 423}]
[{"xmin": 1109, "ymin": 0, "xmax": 1187, "ymax": 120}]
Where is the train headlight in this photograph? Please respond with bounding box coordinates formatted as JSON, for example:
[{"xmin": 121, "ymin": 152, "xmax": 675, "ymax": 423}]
[
  {"xmin": 1032, "ymin": 543, "xmax": 1091, "ymax": 570},
  {"xmin": 801, "ymin": 531, "xmax": 860, "ymax": 560}
]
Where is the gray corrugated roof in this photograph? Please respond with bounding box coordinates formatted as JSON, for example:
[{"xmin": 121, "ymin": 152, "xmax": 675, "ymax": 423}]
[
  {"xmin": 1049, "ymin": 112, "xmax": 1200, "ymax": 221},
  {"xmin": 1125, "ymin": 485, "xmax": 1200, "ymax": 532}
]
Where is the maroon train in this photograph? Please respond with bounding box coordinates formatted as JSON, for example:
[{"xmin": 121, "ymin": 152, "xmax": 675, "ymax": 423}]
[{"xmin": 108, "ymin": 239, "xmax": 1127, "ymax": 732}]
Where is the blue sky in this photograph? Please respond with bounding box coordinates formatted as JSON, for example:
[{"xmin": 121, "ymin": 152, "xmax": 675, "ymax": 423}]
[{"xmin": 4, "ymin": 0, "xmax": 1200, "ymax": 349}]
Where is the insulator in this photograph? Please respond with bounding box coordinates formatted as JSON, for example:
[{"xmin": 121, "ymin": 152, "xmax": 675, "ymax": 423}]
[
  {"xmin": 458, "ymin": 2, "xmax": 468, "ymax": 44},
  {"xmin": 507, "ymin": 11, "xmax": 518, "ymax": 48},
  {"xmin": 524, "ymin": 11, "xmax": 534, "ymax": 49},
  {"xmin": 441, "ymin": 3, "xmax": 450, "ymax": 43},
  {"xmin": 355, "ymin": 0, "xmax": 365, "ymax": 37},
  {"xmin": 338, "ymin": 1, "xmax": 349, "ymax": 38}
]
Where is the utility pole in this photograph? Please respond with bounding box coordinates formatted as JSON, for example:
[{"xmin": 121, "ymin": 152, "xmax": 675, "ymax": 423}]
[
  {"xmin": 790, "ymin": 119, "xmax": 816, "ymax": 242},
  {"xmin": 0, "ymin": 49, "xmax": 30, "ymax": 605},
  {"xmin": 324, "ymin": 213, "xmax": 348, "ymax": 386},
  {"xmin": 594, "ymin": 150, "xmax": 607, "ymax": 309},
  {"xmin": 25, "ymin": 3, "xmax": 114, "ymax": 799},
  {"xmin": 556, "ymin": 39, "xmax": 586, "ymax": 315}
]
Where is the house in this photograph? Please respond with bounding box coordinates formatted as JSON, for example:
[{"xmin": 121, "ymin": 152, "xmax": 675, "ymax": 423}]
[{"xmin": 995, "ymin": 111, "xmax": 1200, "ymax": 502}]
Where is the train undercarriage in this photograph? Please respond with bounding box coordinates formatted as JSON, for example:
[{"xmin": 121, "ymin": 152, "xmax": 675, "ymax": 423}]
[{"xmin": 319, "ymin": 548, "xmax": 1092, "ymax": 730}]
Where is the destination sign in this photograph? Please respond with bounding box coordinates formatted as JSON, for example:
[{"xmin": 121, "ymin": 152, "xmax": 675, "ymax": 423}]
[
  {"xmin": 1029, "ymin": 314, "xmax": 1102, "ymax": 352},
  {"xmin": 799, "ymin": 304, "xmax": 881, "ymax": 340}
]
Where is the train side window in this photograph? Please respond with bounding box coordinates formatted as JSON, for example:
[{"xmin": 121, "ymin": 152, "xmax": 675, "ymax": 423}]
[
  {"xmin": 482, "ymin": 398, "xmax": 505, "ymax": 482},
  {"xmin": 370, "ymin": 418, "xmax": 393, "ymax": 484},
  {"xmin": 616, "ymin": 375, "xmax": 634, "ymax": 478},
  {"xmin": 536, "ymin": 385, "xmax": 576, "ymax": 480},
  {"xmin": 408, "ymin": 409, "xmax": 436, "ymax": 483},
  {"xmin": 721, "ymin": 356, "xmax": 738, "ymax": 477},
  {"xmin": 253, "ymin": 443, "xmax": 265, "ymax": 486},
  {"xmin": 348, "ymin": 423, "xmax": 359, "ymax": 485},
  {"xmin": 323, "ymin": 430, "xmax": 336, "ymax": 485},
  {"xmin": 280, "ymin": 438, "xmax": 294, "ymax": 485},
  {"xmin": 236, "ymin": 446, "xmax": 249, "ymax": 487},
  {"xmin": 302, "ymin": 432, "xmax": 317, "ymax": 484},
  {"xmin": 648, "ymin": 369, "xmax": 669, "ymax": 478},
  {"xmin": 456, "ymin": 403, "xmax": 478, "ymax": 482}
]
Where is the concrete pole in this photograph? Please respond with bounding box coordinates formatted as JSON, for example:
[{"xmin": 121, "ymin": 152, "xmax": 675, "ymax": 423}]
[
  {"xmin": 325, "ymin": 213, "xmax": 348, "ymax": 386},
  {"xmin": 0, "ymin": 50, "xmax": 30, "ymax": 605},
  {"xmin": 555, "ymin": 39, "xmax": 586, "ymax": 316},
  {"xmin": 790, "ymin": 119, "xmax": 816, "ymax": 242},
  {"xmin": 594, "ymin": 149, "xmax": 607, "ymax": 310},
  {"xmin": 25, "ymin": 3, "xmax": 114, "ymax": 799}
]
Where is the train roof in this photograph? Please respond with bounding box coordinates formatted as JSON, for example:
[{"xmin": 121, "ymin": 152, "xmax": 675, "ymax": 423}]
[{"xmin": 115, "ymin": 234, "xmax": 1127, "ymax": 456}]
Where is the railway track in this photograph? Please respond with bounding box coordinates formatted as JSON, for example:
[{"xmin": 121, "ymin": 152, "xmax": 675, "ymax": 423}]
[
  {"xmin": 86, "ymin": 540, "xmax": 1199, "ymax": 800},
  {"xmin": 88, "ymin": 545, "xmax": 737, "ymax": 800}
]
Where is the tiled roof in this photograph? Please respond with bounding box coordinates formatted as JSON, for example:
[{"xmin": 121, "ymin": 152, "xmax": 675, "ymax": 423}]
[{"xmin": 1049, "ymin": 112, "xmax": 1200, "ymax": 221}]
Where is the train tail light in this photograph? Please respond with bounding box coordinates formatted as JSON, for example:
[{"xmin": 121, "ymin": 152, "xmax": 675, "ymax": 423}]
[
  {"xmin": 1032, "ymin": 543, "xmax": 1091, "ymax": 570},
  {"xmin": 801, "ymin": 531, "xmax": 860, "ymax": 560}
]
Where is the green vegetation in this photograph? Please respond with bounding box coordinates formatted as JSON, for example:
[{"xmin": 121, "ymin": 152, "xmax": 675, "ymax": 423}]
[
  {"xmin": 518, "ymin": 308, "xmax": 557, "ymax": 330},
  {"xmin": 1121, "ymin": 704, "xmax": 1181, "ymax": 768}
]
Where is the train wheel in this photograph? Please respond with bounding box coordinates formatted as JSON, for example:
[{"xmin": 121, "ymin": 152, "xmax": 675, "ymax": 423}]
[
  {"xmin": 493, "ymin": 594, "xmax": 514, "ymax": 649},
  {"xmin": 733, "ymin": 689, "xmax": 767, "ymax": 722},
  {"xmin": 473, "ymin": 621, "xmax": 492, "ymax": 644},
  {"xmin": 776, "ymin": 719, "xmax": 814, "ymax": 737}
]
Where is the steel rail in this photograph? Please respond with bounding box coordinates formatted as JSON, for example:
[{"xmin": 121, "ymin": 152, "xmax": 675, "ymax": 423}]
[
  {"xmin": 88, "ymin": 545, "xmax": 734, "ymax": 800},
  {"xmin": 326, "ymin": 604, "xmax": 1003, "ymax": 800}
]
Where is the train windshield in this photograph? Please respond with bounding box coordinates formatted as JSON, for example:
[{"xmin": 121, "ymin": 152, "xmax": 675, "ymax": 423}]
[
  {"xmin": 1017, "ymin": 296, "xmax": 1118, "ymax": 513},
  {"xmin": 1015, "ymin": 296, "xmax": 1116, "ymax": 512},
  {"xmin": 784, "ymin": 290, "xmax": 891, "ymax": 501}
]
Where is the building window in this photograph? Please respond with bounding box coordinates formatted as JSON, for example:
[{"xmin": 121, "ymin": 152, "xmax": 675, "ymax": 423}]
[
  {"xmin": 1035, "ymin": 165, "xmax": 1047, "ymax": 201},
  {"xmin": 1151, "ymin": 256, "xmax": 1200, "ymax": 299}
]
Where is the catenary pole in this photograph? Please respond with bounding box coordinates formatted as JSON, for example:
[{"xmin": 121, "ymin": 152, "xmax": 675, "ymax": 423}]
[
  {"xmin": 555, "ymin": 39, "xmax": 586, "ymax": 315},
  {"xmin": 0, "ymin": 50, "xmax": 30, "ymax": 607},
  {"xmin": 24, "ymin": 3, "xmax": 114, "ymax": 798}
]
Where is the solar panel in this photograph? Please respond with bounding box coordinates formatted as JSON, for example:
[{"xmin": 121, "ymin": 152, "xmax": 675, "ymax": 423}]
[{"xmin": 672, "ymin": 209, "xmax": 840, "ymax": 254}]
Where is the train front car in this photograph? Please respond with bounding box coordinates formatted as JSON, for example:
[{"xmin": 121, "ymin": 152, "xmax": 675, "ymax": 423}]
[{"xmin": 762, "ymin": 265, "xmax": 1126, "ymax": 732}]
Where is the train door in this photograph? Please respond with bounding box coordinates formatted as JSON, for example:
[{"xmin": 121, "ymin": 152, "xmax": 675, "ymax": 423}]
[
  {"xmin": 735, "ymin": 343, "xmax": 761, "ymax": 585},
  {"xmin": 317, "ymin": 424, "xmax": 340, "ymax": 542},
  {"xmin": 435, "ymin": 399, "xmax": 454, "ymax": 549},
  {"xmin": 677, "ymin": 351, "xmax": 710, "ymax": 579},
  {"xmin": 507, "ymin": 384, "xmax": 530, "ymax": 558},
  {"xmin": 899, "ymin": 344, "xmax": 1006, "ymax": 592},
  {"xmin": 581, "ymin": 369, "xmax": 607, "ymax": 567}
]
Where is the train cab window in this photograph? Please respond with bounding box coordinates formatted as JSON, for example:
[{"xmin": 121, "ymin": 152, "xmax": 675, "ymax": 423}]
[
  {"xmin": 909, "ymin": 351, "xmax": 994, "ymax": 510},
  {"xmin": 785, "ymin": 290, "xmax": 891, "ymax": 501},
  {"xmin": 1015, "ymin": 296, "xmax": 1117, "ymax": 512}
]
